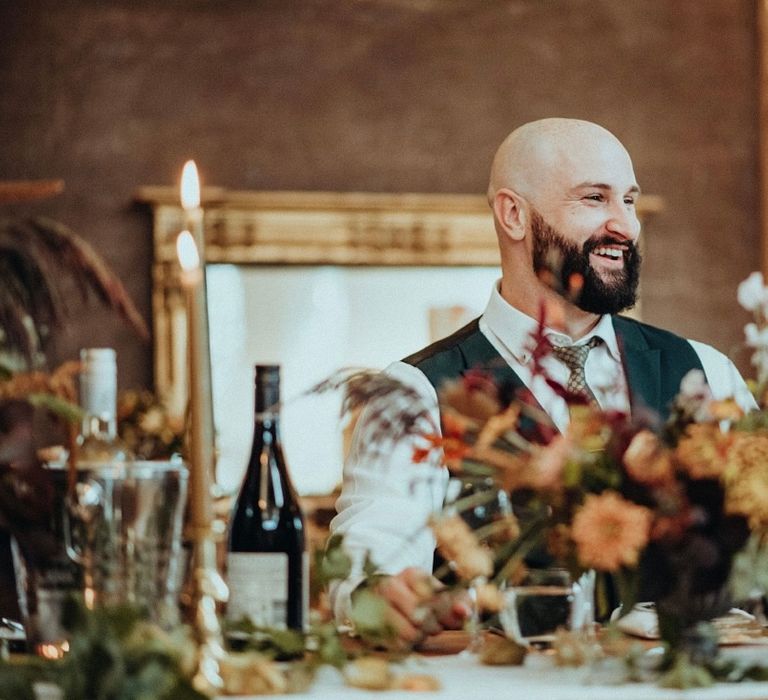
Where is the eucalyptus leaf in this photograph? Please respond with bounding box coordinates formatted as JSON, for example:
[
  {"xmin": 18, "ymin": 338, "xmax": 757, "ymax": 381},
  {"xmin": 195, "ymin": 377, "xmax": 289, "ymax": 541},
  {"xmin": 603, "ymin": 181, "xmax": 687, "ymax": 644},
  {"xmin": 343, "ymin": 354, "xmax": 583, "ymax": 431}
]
[
  {"xmin": 350, "ymin": 589, "xmax": 394, "ymax": 645},
  {"xmin": 0, "ymin": 662, "xmax": 36, "ymax": 700},
  {"xmin": 728, "ymin": 533, "xmax": 768, "ymax": 603},
  {"xmin": 313, "ymin": 622, "xmax": 347, "ymax": 669},
  {"xmin": 319, "ymin": 534, "xmax": 353, "ymax": 583}
]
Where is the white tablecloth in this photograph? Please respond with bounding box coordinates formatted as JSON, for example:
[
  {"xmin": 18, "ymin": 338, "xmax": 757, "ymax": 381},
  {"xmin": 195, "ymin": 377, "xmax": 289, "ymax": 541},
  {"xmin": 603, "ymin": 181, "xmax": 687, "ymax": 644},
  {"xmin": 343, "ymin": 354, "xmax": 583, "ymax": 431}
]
[{"xmin": 219, "ymin": 651, "xmax": 768, "ymax": 700}]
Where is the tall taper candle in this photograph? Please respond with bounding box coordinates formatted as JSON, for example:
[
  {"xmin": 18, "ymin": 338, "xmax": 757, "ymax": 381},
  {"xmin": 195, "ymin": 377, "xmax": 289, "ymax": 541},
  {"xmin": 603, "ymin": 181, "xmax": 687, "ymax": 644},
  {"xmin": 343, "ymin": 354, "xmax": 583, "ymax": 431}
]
[
  {"xmin": 180, "ymin": 161, "xmax": 216, "ymax": 485},
  {"xmin": 176, "ymin": 230, "xmax": 212, "ymax": 527},
  {"xmin": 176, "ymin": 230, "xmax": 228, "ymax": 694}
]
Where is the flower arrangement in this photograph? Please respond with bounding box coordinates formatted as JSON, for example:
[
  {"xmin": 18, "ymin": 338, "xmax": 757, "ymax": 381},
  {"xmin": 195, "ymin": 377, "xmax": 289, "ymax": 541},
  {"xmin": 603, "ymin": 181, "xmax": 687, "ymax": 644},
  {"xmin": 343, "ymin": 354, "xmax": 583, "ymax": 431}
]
[
  {"xmin": 395, "ymin": 273, "xmax": 768, "ymax": 685},
  {"xmin": 117, "ymin": 389, "xmax": 184, "ymax": 461}
]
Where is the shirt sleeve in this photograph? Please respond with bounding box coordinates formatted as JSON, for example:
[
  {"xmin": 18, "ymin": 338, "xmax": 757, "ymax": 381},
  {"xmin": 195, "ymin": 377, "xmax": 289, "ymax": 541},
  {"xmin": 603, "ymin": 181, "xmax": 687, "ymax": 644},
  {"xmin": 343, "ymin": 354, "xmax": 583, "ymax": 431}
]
[
  {"xmin": 327, "ymin": 361, "xmax": 449, "ymax": 624},
  {"xmin": 688, "ymin": 339, "xmax": 758, "ymax": 411}
]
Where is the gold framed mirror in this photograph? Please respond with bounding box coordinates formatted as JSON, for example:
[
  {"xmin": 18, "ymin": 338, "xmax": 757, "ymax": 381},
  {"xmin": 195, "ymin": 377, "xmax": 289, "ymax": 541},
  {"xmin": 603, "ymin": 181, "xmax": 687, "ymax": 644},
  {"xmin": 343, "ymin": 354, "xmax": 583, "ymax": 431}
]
[{"xmin": 137, "ymin": 188, "xmax": 662, "ymax": 494}]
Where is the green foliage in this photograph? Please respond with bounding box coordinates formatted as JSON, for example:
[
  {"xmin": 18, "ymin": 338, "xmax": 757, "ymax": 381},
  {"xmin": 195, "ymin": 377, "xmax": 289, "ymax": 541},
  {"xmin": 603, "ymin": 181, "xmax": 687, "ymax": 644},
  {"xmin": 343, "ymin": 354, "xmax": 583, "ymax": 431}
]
[
  {"xmin": 315, "ymin": 534, "xmax": 352, "ymax": 586},
  {"xmin": 5, "ymin": 534, "xmax": 399, "ymax": 698},
  {"xmin": 658, "ymin": 652, "xmax": 715, "ymax": 689},
  {"xmin": 223, "ymin": 616, "xmax": 306, "ymax": 661},
  {"xmin": 0, "ymin": 659, "xmax": 40, "ymax": 700},
  {"xmin": 349, "ymin": 588, "xmax": 394, "ymax": 647},
  {"xmin": 223, "ymin": 615, "xmax": 349, "ymax": 671},
  {"xmin": 7, "ymin": 599, "xmax": 206, "ymax": 700},
  {"xmin": 734, "ymin": 409, "xmax": 768, "ymax": 432},
  {"xmin": 312, "ymin": 621, "xmax": 347, "ymax": 669},
  {"xmin": 728, "ymin": 533, "xmax": 768, "ymax": 604}
]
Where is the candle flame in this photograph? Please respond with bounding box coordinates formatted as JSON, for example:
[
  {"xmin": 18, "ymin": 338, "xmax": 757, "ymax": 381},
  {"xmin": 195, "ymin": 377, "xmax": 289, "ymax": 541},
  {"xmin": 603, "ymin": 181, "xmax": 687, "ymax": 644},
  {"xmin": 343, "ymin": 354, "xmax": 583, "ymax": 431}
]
[
  {"xmin": 176, "ymin": 230, "xmax": 201, "ymax": 272},
  {"xmin": 180, "ymin": 160, "xmax": 200, "ymax": 210}
]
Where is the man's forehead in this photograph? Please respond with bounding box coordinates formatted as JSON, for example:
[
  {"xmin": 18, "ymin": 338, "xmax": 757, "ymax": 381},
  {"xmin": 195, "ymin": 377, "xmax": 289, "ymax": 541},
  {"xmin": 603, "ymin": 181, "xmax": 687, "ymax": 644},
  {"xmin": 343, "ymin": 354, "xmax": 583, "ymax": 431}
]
[{"xmin": 546, "ymin": 139, "xmax": 639, "ymax": 193}]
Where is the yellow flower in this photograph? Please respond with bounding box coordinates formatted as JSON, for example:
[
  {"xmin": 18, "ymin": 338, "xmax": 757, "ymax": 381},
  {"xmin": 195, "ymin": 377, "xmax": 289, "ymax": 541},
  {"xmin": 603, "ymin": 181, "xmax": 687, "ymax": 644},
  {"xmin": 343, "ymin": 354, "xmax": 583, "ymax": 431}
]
[
  {"xmin": 724, "ymin": 433, "xmax": 768, "ymax": 529},
  {"xmin": 430, "ymin": 514, "xmax": 493, "ymax": 581},
  {"xmin": 675, "ymin": 424, "xmax": 734, "ymax": 479},
  {"xmin": 571, "ymin": 491, "xmax": 653, "ymax": 572},
  {"xmin": 566, "ymin": 406, "xmax": 610, "ymax": 452},
  {"xmin": 475, "ymin": 582, "xmax": 505, "ymax": 613},
  {"xmin": 487, "ymin": 513, "xmax": 520, "ymax": 545},
  {"xmin": 138, "ymin": 406, "xmax": 165, "ymax": 434},
  {"xmin": 623, "ymin": 430, "xmax": 674, "ymax": 485},
  {"xmin": 708, "ymin": 399, "xmax": 744, "ymax": 422}
]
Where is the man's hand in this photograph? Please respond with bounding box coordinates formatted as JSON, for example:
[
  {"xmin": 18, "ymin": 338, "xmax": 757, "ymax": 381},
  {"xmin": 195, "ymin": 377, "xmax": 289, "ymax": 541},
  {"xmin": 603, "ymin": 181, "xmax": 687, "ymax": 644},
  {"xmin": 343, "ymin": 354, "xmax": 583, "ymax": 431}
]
[{"xmin": 375, "ymin": 568, "xmax": 471, "ymax": 647}]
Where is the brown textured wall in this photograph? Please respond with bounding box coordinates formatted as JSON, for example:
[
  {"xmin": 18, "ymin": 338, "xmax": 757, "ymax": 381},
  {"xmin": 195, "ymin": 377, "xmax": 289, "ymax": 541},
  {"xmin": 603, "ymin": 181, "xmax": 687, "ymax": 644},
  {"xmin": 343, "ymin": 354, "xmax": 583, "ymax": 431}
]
[{"xmin": 0, "ymin": 0, "xmax": 760, "ymax": 388}]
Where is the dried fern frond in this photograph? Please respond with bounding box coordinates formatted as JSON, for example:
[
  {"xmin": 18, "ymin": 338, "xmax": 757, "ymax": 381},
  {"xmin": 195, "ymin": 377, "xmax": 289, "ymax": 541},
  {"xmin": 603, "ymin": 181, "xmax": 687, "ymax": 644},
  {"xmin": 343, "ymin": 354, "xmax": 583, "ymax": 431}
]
[
  {"xmin": 302, "ymin": 367, "xmax": 438, "ymax": 449},
  {"xmin": 0, "ymin": 216, "xmax": 150, "ymax": 364},
  {"xmin": 0, "ymin": 360, "xmax": 81, "ymax": 404}
]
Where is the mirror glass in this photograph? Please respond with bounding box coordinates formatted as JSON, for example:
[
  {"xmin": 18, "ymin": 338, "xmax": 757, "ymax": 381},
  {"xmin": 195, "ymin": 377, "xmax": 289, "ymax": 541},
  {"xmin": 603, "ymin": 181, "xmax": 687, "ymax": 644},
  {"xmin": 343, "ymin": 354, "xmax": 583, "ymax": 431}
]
[{"xmin": 207, "ymin": 264, "xmax": 500, "ymax": 494}]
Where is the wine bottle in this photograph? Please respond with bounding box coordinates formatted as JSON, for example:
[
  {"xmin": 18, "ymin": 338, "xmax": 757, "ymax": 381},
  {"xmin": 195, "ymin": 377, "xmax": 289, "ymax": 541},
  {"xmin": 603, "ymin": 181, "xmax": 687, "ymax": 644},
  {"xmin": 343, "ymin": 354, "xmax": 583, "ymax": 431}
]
[
  {"xmin": 77, "ymin": 348, "xmax": 130, "ymax": 468},
  {"xmin": 227, "ymin": 365, "xmax": 308, "ymax": 631}
]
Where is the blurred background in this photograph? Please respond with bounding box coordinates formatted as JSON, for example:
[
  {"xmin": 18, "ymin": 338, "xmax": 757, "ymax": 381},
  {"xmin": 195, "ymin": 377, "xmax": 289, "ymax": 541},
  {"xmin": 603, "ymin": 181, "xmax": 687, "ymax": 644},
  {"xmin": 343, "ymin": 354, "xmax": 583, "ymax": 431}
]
[{"xmin": 0, "ymin": 0, "xmax": 762, "ymax": 492}]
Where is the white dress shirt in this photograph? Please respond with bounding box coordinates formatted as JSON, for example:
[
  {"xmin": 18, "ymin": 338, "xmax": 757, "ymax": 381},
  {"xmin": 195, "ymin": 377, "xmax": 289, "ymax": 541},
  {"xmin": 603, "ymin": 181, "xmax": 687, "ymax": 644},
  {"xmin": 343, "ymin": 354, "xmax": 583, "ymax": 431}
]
[{"xmin": 328, "ymin": 283, "xmax": 755, "ymax": 623}]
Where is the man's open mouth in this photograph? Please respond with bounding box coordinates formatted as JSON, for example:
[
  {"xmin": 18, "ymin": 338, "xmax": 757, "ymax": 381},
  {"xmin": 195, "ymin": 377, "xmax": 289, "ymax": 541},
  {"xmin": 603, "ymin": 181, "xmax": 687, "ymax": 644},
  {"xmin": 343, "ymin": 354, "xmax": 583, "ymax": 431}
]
[
  {"xmin": 592, "ymin": 245, "xmax": 625, "ymax": 260},
  {"xmin": 588, "ymin": 245, "xmax": 629, "ymax": 270}
]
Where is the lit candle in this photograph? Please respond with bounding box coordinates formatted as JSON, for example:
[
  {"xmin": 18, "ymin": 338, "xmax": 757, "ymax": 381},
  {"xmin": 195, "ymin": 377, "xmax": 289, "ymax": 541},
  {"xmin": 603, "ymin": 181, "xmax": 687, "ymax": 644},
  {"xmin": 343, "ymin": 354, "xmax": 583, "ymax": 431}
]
[
  {"xmin": 176, "ymin": 230, "xmax": 213, "ymax": 528},
  {"xmin": 180, "ymin": 160, "xmax": 204, "ymax": 248},
  {"xmin": 179, "ymin": 161, "xmax": 216, "ymax": 486},
  {"xmin": 176, "ymin": 231, "xmax": 228, "ymax": 694}
]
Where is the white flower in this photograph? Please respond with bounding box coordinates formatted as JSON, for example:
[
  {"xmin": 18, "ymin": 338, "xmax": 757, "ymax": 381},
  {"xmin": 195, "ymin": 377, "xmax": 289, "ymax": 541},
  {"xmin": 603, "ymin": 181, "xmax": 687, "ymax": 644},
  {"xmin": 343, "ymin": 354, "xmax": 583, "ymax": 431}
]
[
  {"xmin": 745, "ymin": 322, "xmax": 768, "ymax": 349},
  {"xmin": 679, "ymin": 369, "xmax": 711, "ymax": 400},
  {"xmin": 139, "ymin": 406, "xmax": 165, "ymax": 434},
  {"xmin": 738, "ymin": 272, "xmax": 768, "ymax": 312},
  {"xmin": 678, "ymin": 370, "xmax": 716, "ymax": 422}
]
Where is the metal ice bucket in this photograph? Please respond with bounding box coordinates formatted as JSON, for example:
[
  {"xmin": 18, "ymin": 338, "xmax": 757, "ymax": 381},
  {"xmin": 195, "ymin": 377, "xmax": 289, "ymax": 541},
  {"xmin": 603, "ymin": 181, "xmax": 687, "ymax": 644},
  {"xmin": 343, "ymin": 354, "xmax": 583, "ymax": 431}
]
[
  {"xmin": 65, "ymin": 459, "xmax": 188, "ymax": 621},
  {"xmin": 13, "ymin": 459, "xmax": 188, "ymax": 652}
]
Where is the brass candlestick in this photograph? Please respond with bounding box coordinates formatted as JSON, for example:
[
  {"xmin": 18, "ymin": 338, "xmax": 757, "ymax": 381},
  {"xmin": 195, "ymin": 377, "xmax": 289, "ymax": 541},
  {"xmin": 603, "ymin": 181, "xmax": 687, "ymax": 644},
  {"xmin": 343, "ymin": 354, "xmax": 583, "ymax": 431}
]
[{"xmin": 177, "ymin": 228, "xmax": 229, "ymax": 694}]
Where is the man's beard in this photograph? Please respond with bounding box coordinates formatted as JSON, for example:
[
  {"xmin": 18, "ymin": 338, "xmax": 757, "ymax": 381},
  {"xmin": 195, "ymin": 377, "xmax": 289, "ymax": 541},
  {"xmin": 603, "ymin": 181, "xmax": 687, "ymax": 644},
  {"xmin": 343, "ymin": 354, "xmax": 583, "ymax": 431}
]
[{"xmin": 530, "ymin": 209, "xmax": 641, "ymax": 315}]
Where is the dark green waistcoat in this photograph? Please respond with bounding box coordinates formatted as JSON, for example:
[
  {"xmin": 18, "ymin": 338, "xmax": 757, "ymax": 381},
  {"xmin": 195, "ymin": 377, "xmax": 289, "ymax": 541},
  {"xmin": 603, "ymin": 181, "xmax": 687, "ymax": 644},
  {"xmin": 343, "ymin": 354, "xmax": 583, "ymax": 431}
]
[{"xmin": 402, "ymin": 315, "xmax": 705, "ymax": 423}]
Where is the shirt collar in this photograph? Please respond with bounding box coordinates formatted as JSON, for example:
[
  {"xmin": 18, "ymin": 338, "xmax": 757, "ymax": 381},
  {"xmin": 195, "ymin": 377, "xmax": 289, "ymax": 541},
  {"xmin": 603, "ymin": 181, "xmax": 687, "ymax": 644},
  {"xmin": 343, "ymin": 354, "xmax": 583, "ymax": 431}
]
[{"xmin": 482, "ymin": 280, "xmax": 622, "ymax": 364}]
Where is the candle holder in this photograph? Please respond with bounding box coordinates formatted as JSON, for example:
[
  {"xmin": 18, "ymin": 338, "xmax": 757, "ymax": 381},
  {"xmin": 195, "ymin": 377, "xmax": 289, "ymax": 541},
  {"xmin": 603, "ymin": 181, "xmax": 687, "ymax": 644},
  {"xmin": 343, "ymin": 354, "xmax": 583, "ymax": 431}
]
[{"xmin": 186, "ymin": 526, "xmax": 230, "ymax": 693}]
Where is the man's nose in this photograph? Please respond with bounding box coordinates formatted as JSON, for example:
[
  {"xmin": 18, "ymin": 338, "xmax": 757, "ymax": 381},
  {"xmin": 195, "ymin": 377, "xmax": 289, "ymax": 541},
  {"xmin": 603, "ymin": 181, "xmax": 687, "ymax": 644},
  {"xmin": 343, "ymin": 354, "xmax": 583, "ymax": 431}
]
[{"xmin": 605, "ymin": 201, "xmax": 641, "ymax": 242}]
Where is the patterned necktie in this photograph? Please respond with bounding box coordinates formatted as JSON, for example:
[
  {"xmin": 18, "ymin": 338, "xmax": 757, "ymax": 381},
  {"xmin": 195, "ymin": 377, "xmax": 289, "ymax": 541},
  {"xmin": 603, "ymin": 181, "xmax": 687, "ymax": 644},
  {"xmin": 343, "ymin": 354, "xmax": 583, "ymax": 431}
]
[{"xmin": 552, "ymin": 336, "xmax": 602, "ymax": 407}]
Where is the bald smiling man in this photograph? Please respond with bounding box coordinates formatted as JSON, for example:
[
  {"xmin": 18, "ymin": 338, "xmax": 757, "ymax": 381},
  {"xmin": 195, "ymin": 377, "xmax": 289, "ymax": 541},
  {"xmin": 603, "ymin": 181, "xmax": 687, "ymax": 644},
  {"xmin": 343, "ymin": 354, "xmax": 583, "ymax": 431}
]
[{"xmin": 329, "ymin": 118, "xmax": 754, "ymax": 646}]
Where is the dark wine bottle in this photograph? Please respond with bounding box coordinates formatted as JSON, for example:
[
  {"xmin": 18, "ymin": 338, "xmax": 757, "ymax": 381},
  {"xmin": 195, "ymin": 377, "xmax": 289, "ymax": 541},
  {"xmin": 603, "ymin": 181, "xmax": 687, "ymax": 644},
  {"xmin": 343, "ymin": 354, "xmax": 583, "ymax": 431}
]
[{"xmin": 227, "ymin": 364, "xmax": 308, "ymax": 631}]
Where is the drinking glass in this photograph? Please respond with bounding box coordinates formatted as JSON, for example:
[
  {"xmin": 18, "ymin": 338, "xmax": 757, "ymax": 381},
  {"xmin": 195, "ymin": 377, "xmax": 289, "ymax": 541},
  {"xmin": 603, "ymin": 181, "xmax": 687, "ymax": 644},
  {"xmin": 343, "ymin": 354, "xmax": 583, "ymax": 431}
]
[
  {"xmin": 443, "ymin": 476, "xmax": 513, "ymax": 654},
  {"xmin": 500, "ymin": 567, "xmax": 595, "ymax": 646}
]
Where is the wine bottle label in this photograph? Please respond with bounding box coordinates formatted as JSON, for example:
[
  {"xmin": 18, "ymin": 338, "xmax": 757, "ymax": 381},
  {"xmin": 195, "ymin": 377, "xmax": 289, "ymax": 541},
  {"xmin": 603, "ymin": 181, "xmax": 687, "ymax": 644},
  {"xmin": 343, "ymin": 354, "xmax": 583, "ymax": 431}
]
[{"xmin": 227, "ymin": 552, "xmax": 289, "ymax": 628}]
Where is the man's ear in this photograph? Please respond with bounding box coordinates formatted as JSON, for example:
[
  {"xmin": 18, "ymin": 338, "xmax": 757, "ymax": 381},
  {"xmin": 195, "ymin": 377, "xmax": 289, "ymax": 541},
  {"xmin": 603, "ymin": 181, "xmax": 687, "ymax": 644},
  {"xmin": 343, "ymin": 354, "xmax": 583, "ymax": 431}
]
[{"xmin": 492, "ymin": 188, "xmax": 527, "ymax": 242}]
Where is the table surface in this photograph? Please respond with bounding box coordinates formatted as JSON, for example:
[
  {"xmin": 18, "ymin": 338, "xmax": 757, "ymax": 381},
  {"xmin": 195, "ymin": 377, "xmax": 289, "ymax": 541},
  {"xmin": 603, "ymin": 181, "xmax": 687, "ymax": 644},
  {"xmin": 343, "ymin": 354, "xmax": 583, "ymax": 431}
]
[{"xmin": 218, "ymin": 648, "xmax": 768, "ymax": 700}]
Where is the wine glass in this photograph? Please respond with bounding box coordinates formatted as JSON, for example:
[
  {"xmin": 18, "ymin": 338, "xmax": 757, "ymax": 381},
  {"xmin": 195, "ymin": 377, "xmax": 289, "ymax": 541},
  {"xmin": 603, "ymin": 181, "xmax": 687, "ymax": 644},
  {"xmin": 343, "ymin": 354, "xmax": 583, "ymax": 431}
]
[{"xmin": 441, "ymin": 476, "xmax": 513, "ymax": 655}]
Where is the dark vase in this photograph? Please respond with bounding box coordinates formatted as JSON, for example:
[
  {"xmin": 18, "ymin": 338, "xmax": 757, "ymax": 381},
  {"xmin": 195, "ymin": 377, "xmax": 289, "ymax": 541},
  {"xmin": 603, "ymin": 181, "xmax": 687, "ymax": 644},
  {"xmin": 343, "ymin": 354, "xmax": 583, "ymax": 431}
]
[
  {"xmin": 640, "ymin": 478, "xmax": 750, "ymax": 666},
  {"xmin": 656, "ymin": 590, "xmax": 728, "ymax": 667}
]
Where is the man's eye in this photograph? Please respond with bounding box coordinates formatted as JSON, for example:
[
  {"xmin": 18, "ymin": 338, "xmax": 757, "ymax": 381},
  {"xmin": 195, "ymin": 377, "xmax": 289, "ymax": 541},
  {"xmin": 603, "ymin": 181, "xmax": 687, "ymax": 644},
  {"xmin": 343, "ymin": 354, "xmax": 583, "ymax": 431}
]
[
  {"xmin": 584, "ymin": 194, "xmax": 603, "ymax": 202},
  {"xmin": 624, "ymin": 197, "xmax": 636, "ymax": 206}
]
